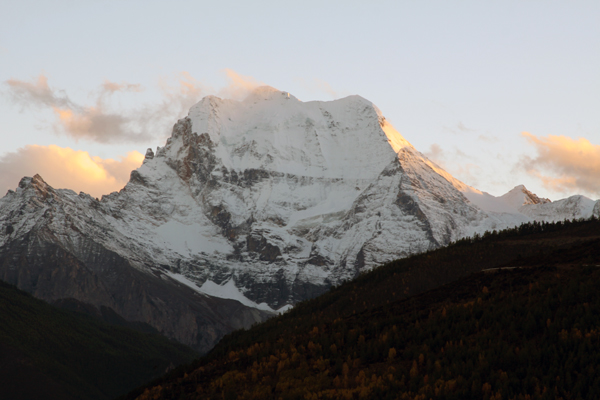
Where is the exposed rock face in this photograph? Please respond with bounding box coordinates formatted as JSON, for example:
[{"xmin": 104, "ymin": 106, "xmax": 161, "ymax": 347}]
[
  {"xmin": 1, "ymin": 87, "xmax": 598, "ymax": 352},
  {"xmin": 0, "ymin": 175, "xmax": 270, "ymax": 353}
]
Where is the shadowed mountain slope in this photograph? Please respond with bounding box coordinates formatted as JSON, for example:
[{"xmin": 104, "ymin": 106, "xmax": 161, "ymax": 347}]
[
  {"xmin": 122, "ymin": 217, "xmax": 600, "ymax": 400},
  {"xmin": 0, "ymin": 280, "xmax": 198, "ymax": 400}
]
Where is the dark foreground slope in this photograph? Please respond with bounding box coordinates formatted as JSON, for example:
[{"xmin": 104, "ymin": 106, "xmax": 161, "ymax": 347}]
[
  {"xmin": 0, "ymin": 280, "xmax": 197, "ymax": 400},
  {"xmin": 123, "ymin": 218, "xmax": 600, "ymax": 400}
]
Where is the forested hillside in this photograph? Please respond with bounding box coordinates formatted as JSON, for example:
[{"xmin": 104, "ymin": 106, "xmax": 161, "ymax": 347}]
[
  {"xmin": 123, "ymin": 218, "xmax": 600, "ymax": 400},
  {"xmin": 0, "ymin": 281, "xmax": 197, "ymax": 400}
]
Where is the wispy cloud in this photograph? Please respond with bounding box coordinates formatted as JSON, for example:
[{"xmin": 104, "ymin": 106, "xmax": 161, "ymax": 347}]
[
  {"xmin": 6, "ymin": 75, "xmax": 72, "ymax": 109},
  {"xmin": 477, "ymin": 134, "xmax": 499, "ymax": 143},
  {"xmin": 423, "ymin": 143, "xmax": 484, "ymax": 188},
  {"xmin": 3, "ymin": 70, "xmax": 268, "ymax": 145},
  {"xmin": 5, "ymin": 75, "xmax": 152, "ymax": 143},
  {"xmin": 101, "ymin": 80, "xmax": 143, "ymax": 94},
  {"xmin": 423, "ymin": 143, "xmax": 445, "ymax": 164},
  {"xmin": 0, "ymin": 145, "xmax": 144, "ymax": 198},
  {"xmin": 443, "ymin": 121, "xmax": 475, "ymax": 135},
  {"xmin": 217, "ymin": 69, "xmax": 264, "ymax": 100},
  {"xmin": 294, "ymin": 77, "xmax": 347, "ymax": 99},
  {"xmin": 520, "ymin": 132, "xmax": 600, "ymax": 196},
  {"xmin": 312, "ymin": 79, "xmax": 340, "ymax": 99}
]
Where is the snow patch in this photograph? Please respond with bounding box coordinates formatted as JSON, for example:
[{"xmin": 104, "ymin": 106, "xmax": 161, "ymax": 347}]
[
  {"xmin": 199, "ymin": 279, "xmax": 283, "ymax": 314},
  {"xmin": 155, "ymin": 220, "xmax": 232, "ymax": 255},
  {"xmin": 165, "ymin": 272, "xmax": 288, "ymax": 314}
]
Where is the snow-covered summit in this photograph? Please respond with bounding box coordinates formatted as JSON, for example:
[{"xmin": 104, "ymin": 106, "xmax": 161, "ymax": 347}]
[
  {"xmin": 179, "ymin": 86, "xmax": 411, "ymax": 180},
  {"xmin": 461, "ymin": 184, "xmax": 550, "ymax": 214},
  {"xmin": 520, "ymin": 194, "xmax": 598, "ymax": 222},
  {"xmin": 500, "ymin": 185, "xmax": 551, "ymax": 209}
]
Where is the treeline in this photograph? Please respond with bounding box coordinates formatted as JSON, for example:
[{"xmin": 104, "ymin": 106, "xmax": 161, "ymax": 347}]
[
  {"xmin": 128, "ymin": 266, "xmax": 600, "ymax": 400},
  {"xmin": 124, "ymin": 218, "xmax": 600, "ymax": 400},
  {"xmin": 455, "ymin": 215, "xmax": 600, "ymax": 245}
]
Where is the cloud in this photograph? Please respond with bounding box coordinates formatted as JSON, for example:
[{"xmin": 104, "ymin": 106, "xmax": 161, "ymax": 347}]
[
  {"xmin": 3, "ymin": 70, "xmax": 269, "ymax": 145},
  {"xmin": 6, "ymin": 75, "xmax": 72, "ymax": 109},
  {"xmin": 156, "ymin": 71, "xmax": 207, "ymax": 119},
  {"xmin": 5, "ymin": 75, "xmax": 152, "ymax": 143},
  {"xmin": 311, "ymin": 79, "xmax": 339, "ymax": 99},
  {"xmin": 443, "ymin": 121, "xmax": 475, "ymax": 135},
  {"xmin": 0, "ymin": 145, "xmax": 144, "ymax": 198},
  {"xmin": 477, "ymin": 134, "xmax": 499, "ymax": 143},
  {"xmin": 150, "ymin": 69, "xmax": 265, "ymax": 135},
  {"xmin": 294, "ymin": 77, "xmax": 346, "ymax": 99},
  {"xmin": 423, "ymin": 143, "xmax": 445, "ymax": 165},
  {"xmin": 101, "ymin": 80, "xmax": 143, "ymax": 94},
  {"xmin": 456, "ymin": 122, "xmax": 473, "ymax": 133},
  {"xmin": 423, "ymin": 143, "xmax": 484, "ymax": 188},
  {"xmin": 50, "ymin": 106, "xmax": 143, "ymax": 143},
  {"xmin": 521, "ymin": 132, "xmax": 600, "ymax": 196},
  {"xmin": 217, "ymin": 69, "xmax": 264, "ymax": 100}
]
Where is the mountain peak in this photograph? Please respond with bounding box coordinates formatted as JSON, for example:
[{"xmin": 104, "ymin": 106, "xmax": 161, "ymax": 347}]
[
  {"xmin": 17, "ymin": 174, "xmax": 55, "ymax": 200},
  {"xmin": 500, "ymin": 185, "xmax": 551, "ymax": 209},
  {"xmin": 18, "ymin": 174, "xmax": 46, "ymax": 188},
  {"xmin": 180, "ymin": 89, "xmax": 409, "ymax": 180}
]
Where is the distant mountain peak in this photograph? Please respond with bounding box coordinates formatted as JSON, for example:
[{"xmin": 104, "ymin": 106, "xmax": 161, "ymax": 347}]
[{"xmin": 501, "ymin": 185, "xmax": 551, "ymax": 208}]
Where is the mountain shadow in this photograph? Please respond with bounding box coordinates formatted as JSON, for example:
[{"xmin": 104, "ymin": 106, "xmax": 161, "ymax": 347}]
[{"xmin": 0, "ymin": 280, "xmax": 198, "ymax": 400}]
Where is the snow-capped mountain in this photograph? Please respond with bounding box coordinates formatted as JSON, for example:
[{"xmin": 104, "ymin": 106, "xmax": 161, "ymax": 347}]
[
  {"xmin": 460, "ymin": 183, "xmax": 598, "ymax": 227},
  {"xmin": 1, "ymin": 86, "xmax": 598, "ymax": 349}
]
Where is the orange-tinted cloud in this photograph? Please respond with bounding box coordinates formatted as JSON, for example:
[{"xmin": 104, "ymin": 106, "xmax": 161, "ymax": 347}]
[
  {"xmin": 521, "ymin": 132, "xmax": 600, "ymax": 196},
  {"xmin": 0, "ymin": 145, "xmax": 144, "ymax": 198},
  {"xmin": 158, "ymin": 69, "xmax": 263, "ymax": 104},
  {"xmin": 6, "ymin": 75, "xmax": 72, "ymax": 109},
  {"xmin": 156, "ymin": 72, "xmax": 207, "ymax": 122},
  {"xmin": 50, "ymin": 105, "xmax": 140, "ymax": 143},
  {"xmin": 101, "ymin": 80, "xmax": 143, "ymax": 94},
  {"xmin": 4, "ymin": 70, "xmax": 268, "ymax": 144},
  {"xmin": 443, "ymin": 121, "xmax": 475, "ymax": 135},
  {"xmin": 423, "ymin": 143, "xmax": 444, "ymax": 163},
  {"xmin": 294, "ymin": 77, "xmax": 347, "ymax": 99},
  {"xmin": 5, "ymin": 75, "xmax": 151, "ymax": 143},
  {"xmin": 217, "ymin": 69, "xmax": 264, "ymax": 100}
]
